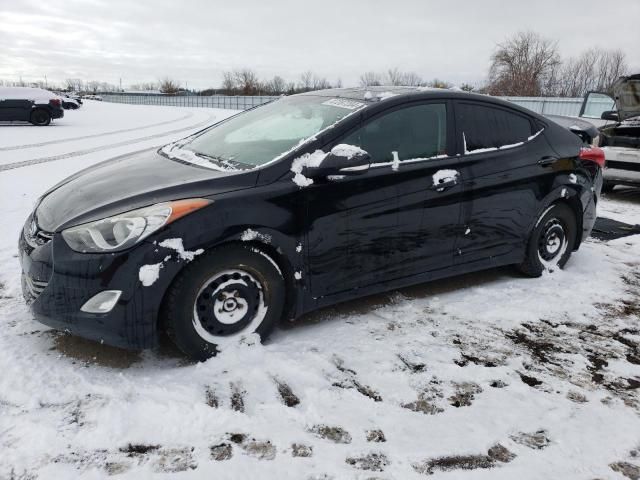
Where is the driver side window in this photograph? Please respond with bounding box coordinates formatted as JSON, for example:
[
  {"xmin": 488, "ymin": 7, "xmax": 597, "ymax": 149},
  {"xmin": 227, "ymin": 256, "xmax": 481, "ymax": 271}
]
[{"xmin": 342, "ymin": 103, "xmax": 448, "ymax": 163}]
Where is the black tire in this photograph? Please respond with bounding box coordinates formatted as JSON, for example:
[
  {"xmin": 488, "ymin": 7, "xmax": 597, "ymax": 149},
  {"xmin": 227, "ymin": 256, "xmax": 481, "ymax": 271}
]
[
  {"xmin": 602, "ymin": 182, "xmax": 616, "ymax": 193},
  {"xmin": 518, "ymin": 203, "xmax": 577, "ymax": 277},
  {"xmin": 30, "ymin": 109, "xmax": 51, "ymax": 126},
  {"xmin": 161, "ymin": 244, "xmax": 285, "ymax": 361}
]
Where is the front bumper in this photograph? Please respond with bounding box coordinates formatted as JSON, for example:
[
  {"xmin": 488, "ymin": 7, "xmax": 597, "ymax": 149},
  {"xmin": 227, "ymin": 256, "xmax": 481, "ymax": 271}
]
[{"xmin": 18, "ymin": 217, "xmax": 184, "ymax": 350}]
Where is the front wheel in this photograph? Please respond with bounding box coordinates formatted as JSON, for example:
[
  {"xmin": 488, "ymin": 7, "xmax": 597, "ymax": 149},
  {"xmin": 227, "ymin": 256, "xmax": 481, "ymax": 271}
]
[
  {"xmin": 162, "ymin": 245, "xmax": 285, "ymax": 361},
  {"xmin": 518, "ymin": 203, "xmax": 577, "ymax": 277}
]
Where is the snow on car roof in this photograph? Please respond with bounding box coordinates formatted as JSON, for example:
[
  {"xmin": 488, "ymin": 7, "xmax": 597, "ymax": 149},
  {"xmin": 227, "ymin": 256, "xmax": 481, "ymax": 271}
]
[{"xmin": 0, "ymin": 86, "xmax": 59, "ymax": 101}]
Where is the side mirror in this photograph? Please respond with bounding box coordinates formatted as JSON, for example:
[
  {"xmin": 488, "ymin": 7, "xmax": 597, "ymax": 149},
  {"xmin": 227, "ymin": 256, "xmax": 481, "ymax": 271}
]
[
  {"xmin": 304, "ymin": 145, "xmax": 370, "ymax": 179},
  {"xmin": 600, "ymin": 110, "xmax": 619, "ymax": 122}
]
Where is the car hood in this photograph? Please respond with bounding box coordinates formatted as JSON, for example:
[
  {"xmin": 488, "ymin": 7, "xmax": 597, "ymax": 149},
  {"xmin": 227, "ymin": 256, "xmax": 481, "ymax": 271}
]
[
  {"xmin": 35, "ymin": 148, "xmax": 258, "ymax": 232},
  {"xmin": 613, "ymin": 74, "xmax": 640, "ymax": 121}
]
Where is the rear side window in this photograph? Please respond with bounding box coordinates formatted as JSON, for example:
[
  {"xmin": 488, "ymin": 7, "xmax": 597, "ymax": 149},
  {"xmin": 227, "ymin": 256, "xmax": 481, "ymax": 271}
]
[
  {"xmin": 342, "ymin": 103, "xmax": 447, "ymax": 163},
  {"xmin": 456, "ymin": 103, "xmax": 533, "ymax": 152}
]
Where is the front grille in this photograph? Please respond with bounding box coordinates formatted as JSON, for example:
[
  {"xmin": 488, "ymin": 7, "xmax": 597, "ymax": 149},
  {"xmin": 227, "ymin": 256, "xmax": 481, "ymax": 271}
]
[{"xmin": 22, "ymin": 274, "xmax": 49, "ymax": 301}]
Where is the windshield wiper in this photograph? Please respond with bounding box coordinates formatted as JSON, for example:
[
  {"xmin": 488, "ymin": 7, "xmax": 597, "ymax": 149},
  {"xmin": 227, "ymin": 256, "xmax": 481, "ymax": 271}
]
[{"xmin": 193, "ymin": 151, "xmax": 248, "ymax": 170}]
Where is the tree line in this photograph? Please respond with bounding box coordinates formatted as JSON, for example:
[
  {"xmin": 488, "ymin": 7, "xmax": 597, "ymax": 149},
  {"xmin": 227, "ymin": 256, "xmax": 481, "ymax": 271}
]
[{"xmin": 1, "ymin": 31, "xmax": 630, "ymax": 98}]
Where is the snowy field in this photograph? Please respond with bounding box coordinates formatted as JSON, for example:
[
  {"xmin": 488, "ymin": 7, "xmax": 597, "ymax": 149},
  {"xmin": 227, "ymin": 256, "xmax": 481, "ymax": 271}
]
[{"xmin": 1, "ymin": 102, "xmax": 639, "ymax": 480}]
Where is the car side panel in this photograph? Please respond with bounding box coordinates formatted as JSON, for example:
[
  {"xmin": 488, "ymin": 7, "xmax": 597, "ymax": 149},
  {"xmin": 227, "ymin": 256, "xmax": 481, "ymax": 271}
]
[{"xmin": 0, "ymin": 99, "xmax": 32, "ymax": 121}]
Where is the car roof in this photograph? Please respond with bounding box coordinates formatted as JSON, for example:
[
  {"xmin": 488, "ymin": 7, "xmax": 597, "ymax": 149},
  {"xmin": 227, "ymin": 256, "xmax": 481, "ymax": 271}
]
[{"xmin": 296, "ymin": 86, "xmax": 545, "ymax": 121}]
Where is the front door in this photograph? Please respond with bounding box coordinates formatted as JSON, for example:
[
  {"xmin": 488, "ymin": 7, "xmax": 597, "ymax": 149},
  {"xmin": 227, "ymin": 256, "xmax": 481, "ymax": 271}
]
[{"xmin": 304, "ymin": 101, "xmax": 462, "ymax": 298}]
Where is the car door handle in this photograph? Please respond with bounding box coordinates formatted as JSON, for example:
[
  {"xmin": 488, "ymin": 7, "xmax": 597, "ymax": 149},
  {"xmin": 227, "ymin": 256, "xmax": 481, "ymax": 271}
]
[
  {"xmin": 538, "ymin": 156, "xmax": 559, "ymax": 166},
  {"xmin": 430, "ymin": 178, "xmax": 458, "ymax": 192}
]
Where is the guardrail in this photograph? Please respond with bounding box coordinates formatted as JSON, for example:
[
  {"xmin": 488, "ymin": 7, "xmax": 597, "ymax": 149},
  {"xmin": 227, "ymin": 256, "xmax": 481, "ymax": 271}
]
[{"xmin": 101, "ymin": 93, "xmax": 609, "ymax": 118}]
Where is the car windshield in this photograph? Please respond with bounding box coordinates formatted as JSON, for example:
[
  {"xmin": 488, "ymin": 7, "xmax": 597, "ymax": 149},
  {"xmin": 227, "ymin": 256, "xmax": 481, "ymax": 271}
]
[{"xmin": 166, "ymin": 96, "xmax": 364, "ymax": 169}]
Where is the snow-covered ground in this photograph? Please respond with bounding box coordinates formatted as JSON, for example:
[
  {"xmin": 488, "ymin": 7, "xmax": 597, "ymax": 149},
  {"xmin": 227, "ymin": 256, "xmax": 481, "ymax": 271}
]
[{"xmin": 0, "ymin": 102, "xmax": 639, "ymax": 480}]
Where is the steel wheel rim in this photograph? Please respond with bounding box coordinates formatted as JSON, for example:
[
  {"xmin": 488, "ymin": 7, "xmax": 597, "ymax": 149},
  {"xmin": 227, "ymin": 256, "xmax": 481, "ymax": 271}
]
[
  {"xmin": 537, "ymin": 218, "xmax": 568, "ymax": 271},
  {"xmin": 192, "ymin": 268, "xmax": 268, "ymax": 347}
]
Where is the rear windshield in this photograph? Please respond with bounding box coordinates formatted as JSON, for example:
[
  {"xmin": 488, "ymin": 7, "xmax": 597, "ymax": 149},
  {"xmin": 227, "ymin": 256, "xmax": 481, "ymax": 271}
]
[{"xmin": 175, "ymin": 96, "xmax": 363, "ymax": 168}]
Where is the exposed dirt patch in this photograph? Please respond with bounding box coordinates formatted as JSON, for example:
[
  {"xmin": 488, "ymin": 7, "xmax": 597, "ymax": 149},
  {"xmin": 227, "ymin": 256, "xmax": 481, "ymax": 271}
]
[
  {"xmin": 610, "ymin": 461, "xmax": 640, "ymax": 480},
  {"xmin": 402, "ymin": 396, "xmax": 444, "ymax": 415},
  {"xmin": 153, "ymin": 447, "xmax": 197, "ymax": 473},
  {"xmin": 228, "ymin": 433, "xmax": 247, "ymax": 444},
  {"xmin": 566, "ymin": 391, "xmax": 588, "ymax": 403},
  {"xmin": 366, "ymin": 429, "xmax": 386, "ymax": 443},
  {"xmin": 519, "ymin": 373, "xmax": 543, "ymax": 387},
  {"xmin": 332, "ymin": 356, "xmax": 382, "ymax": 402},
  {"xmin": 205, "ymin": 386, "xmax": 218, "ymax": 408},
  {"xmin": 230, "ymin": 382, "xmax": 245, "ymax": 413},
  {"xmin": 487, "ymin": 444, "xmax": 517, "ymax": 463},
  {"xmin": 510, "ymin": 430, "xmax": 551, "ymax": 450},
  {"xmin": 455, "ymin": 353, "xmax": 499, "ymax": 368},
  {"xmin": 241, "ymin": 439, "xmax": 277, "ymax": 460},
  {"xmin": 345, "ymin": 452, "xmax": 389, "ymax": 471},
  {"xmin": 309, "ymin": 424, "xmax": 352, "ymax": 444},
  {"xmin": 210, "ymin": 443, "xmax": 233, "ymax": 461},
  {"xmin": 398, "ymin": 354, "xmax": 426, "ymax": 373},
  {"xmin": 119, "ymin": 444, "xmax": 160, "ymax": 456},
  {"xmin": 448, "ymin": 382, "xmax": 482, "ymax": 408},
  {"xmin": 506, "ymin": 325, "xmax": 566, "ymax": 365},
  {"xmin": 291, "ymin": 443, "xmax": 313, "ymax": 457},
  {"xmin": 275, "ymin": 379, "xmax": 300, "ymax": 407},
  {"xmin": 413, "ymin": 444, "xmax": 515, "ymax": 475}
]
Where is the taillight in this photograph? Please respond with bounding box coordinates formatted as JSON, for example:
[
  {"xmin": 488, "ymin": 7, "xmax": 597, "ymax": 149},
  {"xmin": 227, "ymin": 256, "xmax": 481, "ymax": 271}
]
[
  {"xmin": 579, "ymin": 147, "xmax": 605, "ymax": 168},
  {"xmin": 49, "ymin": 98, "xmax": 61, "ymax": 107}
]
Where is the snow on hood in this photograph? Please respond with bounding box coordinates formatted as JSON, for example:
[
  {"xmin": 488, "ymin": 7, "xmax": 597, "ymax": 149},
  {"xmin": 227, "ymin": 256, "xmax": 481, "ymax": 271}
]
[{"xmin": 613, "ymin": 74, "xmax": 640, "ymax": 121}]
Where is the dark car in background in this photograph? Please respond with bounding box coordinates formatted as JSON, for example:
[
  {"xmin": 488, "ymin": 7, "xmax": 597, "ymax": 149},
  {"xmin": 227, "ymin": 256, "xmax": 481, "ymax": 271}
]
[
  {"xmin": 19, "ymin": 87, "xmax": 604, "ymax": 360},
  {"xmin": 0, "ymin": 87, "xmax": 64, "ymax": 125}
]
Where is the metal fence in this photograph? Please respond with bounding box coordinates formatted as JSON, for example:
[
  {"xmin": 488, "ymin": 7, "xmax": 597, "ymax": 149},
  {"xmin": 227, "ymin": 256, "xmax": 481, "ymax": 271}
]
[
  {"xmin": 101, "ymin": 94, "xmax": 280, "ymax": 110},
  {"xmin": 101, "ymin": 93, "xmax": 610, "ymax": 118}
]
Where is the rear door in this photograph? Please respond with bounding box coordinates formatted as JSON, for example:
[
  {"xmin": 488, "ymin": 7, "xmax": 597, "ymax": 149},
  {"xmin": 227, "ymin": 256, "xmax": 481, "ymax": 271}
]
[{"xmin": 452, "ymin": 101, "xmax": 550, "ymax": 266}]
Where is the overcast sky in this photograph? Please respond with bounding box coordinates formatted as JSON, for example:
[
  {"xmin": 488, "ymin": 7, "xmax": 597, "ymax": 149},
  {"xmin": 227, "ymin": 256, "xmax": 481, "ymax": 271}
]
[{"xmin": 1, "ymin": 0, "xmax": 638, "ymax": 90}]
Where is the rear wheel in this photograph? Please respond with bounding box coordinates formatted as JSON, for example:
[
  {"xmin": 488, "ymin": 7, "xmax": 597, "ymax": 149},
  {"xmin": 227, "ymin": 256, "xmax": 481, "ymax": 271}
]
[
  {"xmin": 30, "ymin": 109, "xmax": 51, "ymax": 126},
  {"xmin": 162, "ymin": 245, "xmax": 285, "ymax": 361},
  {"xmin": 518, "ymin": 203, "xmax": 577, "ymax": 277}
]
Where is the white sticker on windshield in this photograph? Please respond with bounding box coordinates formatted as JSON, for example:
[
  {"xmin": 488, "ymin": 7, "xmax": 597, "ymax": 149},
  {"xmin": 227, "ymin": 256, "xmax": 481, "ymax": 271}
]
[{"xmin": 322, "ymin": 98, "xmax": 365, "ymax": 110}]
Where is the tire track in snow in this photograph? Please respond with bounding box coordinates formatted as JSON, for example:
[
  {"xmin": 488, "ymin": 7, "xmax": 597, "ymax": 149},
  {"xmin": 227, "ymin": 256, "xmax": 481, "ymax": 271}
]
[
  {"xmin": 0, "ymin": 112, "xmax": 194, "ymax": 151},
  {"xmin": 0, "ymin": 114, "xmax": 214, "ymax": 172}
]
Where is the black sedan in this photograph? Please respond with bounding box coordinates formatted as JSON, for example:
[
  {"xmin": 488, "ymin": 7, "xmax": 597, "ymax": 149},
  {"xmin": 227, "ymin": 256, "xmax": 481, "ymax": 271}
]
[
  {"xmin": 0, "ymin": 87, "xmax": 64, "ymax": 125},
  {"xmin": 19, "ymin": 87, "xmax": 604, "ymax": 360}
]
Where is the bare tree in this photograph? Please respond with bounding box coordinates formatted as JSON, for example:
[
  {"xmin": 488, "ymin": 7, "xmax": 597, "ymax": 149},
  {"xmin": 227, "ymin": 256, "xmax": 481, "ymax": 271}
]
[
  {"xmin": 264, "ymin": 75, "xmax": 286, "ymax": 94},
  {"xmin": 158, "ymin": 77, "xmax": 180, "ymax": 94},
  {"xmin": 549, "ymin": 48, "xmax": 628, "ymax": 97},
  {"xmin": 359, "ymin": 71, "xmax": 382, "ymax": 87},
  {"xmin": 401, "ymin": 71, "xmax": 423, "ymax": 86},
  {"xmin": 233, "ymin": 69, "xmax": 260, "ymax": 95},
  {"xmin": 487, "ymin": 31, "xmax": 560, "ymax": 96},
  {"xmin": 298, "ymin": 71, "xmax": 315, "ymax": 92},
  {"xmin": 220, "ymin": 71, "xmax": 236, "ymax": 94},
  {"xmin": 385, "ymin": 68, "xmax": 403, "ymax": 86}
]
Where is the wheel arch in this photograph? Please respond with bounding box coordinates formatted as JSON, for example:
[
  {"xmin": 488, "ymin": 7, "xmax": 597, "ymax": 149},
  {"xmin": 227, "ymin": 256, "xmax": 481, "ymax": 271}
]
[
  {"xmin": 528, "ymin": 187, "xmax": 584, "ymax": 251},
  {"xmin": 157, "ymin": 237, "xmax": 300, "ymax": 336}
]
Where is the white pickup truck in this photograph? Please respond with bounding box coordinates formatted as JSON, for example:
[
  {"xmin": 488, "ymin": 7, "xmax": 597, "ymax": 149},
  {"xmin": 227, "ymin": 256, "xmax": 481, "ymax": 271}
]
[{"xmin": 576, "ymin": 74, "xmax": 640, "ymax": 192}]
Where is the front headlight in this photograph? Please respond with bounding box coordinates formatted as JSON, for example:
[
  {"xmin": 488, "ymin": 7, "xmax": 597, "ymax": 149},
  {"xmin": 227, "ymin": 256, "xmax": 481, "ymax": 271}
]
[{"xmin": 62, "ymin": 198, "xmax": 211, "ymax": 253}]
